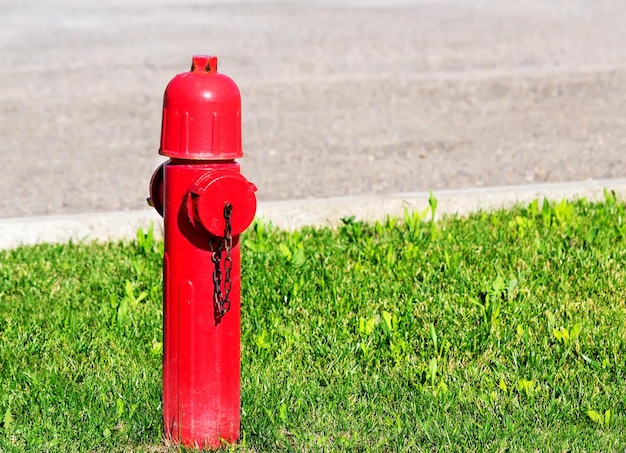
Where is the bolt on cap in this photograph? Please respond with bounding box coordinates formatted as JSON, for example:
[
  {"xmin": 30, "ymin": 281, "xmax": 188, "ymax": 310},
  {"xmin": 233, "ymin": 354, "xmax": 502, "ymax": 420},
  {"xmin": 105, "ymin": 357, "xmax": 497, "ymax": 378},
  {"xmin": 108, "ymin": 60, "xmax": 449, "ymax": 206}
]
[{"xmin": 191, "ymin": 55, "xmax": 218, "ymax": 73}]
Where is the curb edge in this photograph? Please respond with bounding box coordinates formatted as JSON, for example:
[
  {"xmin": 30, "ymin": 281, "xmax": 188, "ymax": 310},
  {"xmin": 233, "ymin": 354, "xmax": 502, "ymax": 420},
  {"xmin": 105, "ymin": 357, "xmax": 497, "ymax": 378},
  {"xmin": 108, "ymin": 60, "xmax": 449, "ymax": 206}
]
[{"xmin": 1, "ymin": 179, "xmax": 625, "ymax": 250}]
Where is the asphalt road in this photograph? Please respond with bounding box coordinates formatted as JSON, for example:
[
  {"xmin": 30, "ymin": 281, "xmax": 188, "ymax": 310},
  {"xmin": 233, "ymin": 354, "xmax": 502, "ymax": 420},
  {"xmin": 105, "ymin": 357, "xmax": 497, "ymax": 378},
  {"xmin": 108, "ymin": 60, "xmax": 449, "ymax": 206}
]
[{"xmin": 2, "ymin": 0, "xmax": 626, "ymax": 218}]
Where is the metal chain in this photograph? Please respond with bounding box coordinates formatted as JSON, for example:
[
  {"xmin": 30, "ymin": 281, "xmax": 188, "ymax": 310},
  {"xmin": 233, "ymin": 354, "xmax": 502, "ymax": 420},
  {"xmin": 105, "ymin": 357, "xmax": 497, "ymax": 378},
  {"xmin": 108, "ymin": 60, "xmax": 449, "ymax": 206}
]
[{"xmin": 211, "ymin": 204, "xmax": 233, "ymax": 318}]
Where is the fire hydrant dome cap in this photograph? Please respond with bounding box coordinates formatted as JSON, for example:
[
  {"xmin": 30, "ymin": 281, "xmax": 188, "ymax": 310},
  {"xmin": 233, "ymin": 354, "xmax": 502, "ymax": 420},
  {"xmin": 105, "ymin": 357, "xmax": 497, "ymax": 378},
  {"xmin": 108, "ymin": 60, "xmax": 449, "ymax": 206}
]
[{"xmin": 159, "ymin": 55, "xmax": 242, "ymax": 160}]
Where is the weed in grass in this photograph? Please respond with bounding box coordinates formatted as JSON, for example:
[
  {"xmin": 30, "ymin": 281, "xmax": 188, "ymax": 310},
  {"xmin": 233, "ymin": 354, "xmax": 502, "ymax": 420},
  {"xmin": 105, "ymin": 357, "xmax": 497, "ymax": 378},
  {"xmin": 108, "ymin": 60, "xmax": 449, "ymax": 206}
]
[{"xmin": 1, "ymin": 197, "xmax": 626, "ymax": 451}]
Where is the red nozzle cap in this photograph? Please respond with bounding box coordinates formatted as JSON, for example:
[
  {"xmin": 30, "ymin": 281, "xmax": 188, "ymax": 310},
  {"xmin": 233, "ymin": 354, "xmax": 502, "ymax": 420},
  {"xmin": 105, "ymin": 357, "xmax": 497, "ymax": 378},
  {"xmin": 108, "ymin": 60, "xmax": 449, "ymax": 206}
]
[
  {"xmin": 189, "ymin": 170, "xmax": 257, "ymax": 237},
  {"xmin": 159, "ymin": 55, "xmax": 242, "ymax": 160}
]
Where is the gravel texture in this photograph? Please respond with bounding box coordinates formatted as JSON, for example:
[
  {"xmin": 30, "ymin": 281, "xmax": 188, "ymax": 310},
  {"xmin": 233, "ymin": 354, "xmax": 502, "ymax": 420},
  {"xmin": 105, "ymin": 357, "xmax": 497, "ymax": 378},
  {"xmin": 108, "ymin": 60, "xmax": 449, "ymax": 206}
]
[{"xmin": 2, "ymin": 0, "xmax": 626, "ymax": 218}]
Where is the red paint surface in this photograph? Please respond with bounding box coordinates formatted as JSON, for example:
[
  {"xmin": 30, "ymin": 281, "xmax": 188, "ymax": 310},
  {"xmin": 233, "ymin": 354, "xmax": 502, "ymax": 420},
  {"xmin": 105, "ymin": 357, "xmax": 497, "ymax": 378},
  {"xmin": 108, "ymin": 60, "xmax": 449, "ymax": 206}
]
[{"xmin": 149, "ymin": 56, "xmax": 256, "ymax": 449}]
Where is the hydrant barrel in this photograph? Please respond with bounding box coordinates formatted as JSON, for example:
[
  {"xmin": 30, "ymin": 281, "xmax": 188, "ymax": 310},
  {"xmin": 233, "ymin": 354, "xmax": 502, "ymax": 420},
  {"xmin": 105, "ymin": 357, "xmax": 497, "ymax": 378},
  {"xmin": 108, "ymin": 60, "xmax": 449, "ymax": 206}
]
[{"xmin": 149, "ymin": 55, "xmax": 257, "ymax": 449}]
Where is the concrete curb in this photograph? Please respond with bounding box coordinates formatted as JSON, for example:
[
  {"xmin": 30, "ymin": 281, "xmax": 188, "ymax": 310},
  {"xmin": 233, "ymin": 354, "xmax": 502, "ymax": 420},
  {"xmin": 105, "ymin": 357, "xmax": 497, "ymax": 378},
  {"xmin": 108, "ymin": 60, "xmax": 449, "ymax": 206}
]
[{"xmin": 1, "ymin": 178, "xmax": 625, "ymax": 250}]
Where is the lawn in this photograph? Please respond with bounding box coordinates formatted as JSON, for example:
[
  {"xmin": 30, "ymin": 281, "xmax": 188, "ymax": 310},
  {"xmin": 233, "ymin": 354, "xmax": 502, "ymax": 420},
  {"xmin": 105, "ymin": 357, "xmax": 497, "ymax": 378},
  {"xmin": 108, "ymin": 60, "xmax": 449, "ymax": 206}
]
[{"xmin": 1, "ymin": 192, "xmax": 625, "ymax": 451}]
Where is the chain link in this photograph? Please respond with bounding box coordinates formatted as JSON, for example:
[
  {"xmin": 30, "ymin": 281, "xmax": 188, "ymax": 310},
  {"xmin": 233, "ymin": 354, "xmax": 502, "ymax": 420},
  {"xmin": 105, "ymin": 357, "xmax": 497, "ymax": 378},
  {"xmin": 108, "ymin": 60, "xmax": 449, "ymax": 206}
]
[{"xmin": 211, "ymin": 204, "xmax": 233, "ymax": 318}]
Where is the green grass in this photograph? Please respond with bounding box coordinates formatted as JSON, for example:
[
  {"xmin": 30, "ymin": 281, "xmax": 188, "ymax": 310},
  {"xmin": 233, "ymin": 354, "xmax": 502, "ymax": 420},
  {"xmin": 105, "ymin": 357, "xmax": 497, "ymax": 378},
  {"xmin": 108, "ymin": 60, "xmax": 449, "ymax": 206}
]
[{"xmin": 1, "ymin": 191, "xmax": 626, "ymax": 451}]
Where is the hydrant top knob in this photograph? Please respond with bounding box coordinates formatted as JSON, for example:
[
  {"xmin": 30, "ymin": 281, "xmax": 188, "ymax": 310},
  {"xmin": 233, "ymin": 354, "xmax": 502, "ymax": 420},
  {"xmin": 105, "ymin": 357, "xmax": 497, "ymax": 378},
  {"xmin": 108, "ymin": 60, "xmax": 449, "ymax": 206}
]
[
  {"xmin": 160, "ymin": 55, "xmax": 242, "ymax": 160},
  {"xmin": 190, "ymin": 55, "xmax": 218, "ymax": 74}
]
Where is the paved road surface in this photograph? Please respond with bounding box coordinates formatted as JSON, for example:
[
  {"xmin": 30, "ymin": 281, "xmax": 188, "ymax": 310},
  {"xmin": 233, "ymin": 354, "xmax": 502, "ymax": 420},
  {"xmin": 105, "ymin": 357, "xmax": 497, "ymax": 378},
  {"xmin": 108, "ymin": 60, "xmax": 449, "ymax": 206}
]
[{"xmin": 2, "ymin": 0, "xmax": 625, "ymax": 218}]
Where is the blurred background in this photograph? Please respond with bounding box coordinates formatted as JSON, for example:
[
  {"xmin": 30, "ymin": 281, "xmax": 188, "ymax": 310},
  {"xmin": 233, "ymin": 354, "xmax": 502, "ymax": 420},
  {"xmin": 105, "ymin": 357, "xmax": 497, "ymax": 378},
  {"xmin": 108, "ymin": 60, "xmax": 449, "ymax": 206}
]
[{"xmin": 1, "ymin": 0, "xmax": 625, "ymax": 218}]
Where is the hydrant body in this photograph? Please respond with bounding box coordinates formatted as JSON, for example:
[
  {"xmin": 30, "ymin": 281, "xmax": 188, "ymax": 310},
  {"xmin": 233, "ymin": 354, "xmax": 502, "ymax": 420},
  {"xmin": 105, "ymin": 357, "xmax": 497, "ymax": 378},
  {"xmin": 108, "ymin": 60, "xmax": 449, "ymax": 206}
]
[{"xmin": 148, "ymin": 56, "xmax": 256, "ymax": 449}]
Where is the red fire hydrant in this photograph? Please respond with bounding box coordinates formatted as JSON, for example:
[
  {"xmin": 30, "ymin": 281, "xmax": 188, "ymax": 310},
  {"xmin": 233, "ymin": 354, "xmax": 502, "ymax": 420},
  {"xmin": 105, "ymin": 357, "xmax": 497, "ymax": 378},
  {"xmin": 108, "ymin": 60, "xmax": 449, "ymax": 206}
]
[{"xmin": 148, "ymin": 55, "xmax": 257, "ymax": 449}]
